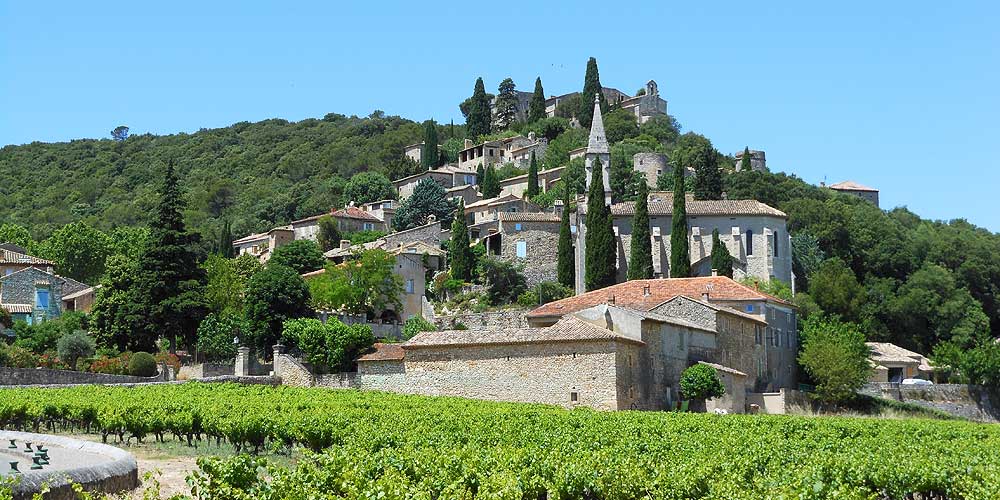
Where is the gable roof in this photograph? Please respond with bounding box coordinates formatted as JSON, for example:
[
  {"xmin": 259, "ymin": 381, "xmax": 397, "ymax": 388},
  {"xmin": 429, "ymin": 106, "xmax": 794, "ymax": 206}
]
[
  {"xmin": 0, "ymin": 248, "xmax": 54, "ymax": 266},
  {"xmin": 652, "ymin": 295, "xmax": 767, "ymax": 325},
  {"xmin": 232, "ymin": 226, "xmax": 292, "ymax": 245},
  {"xmin": 829, "ymin": 180, "xmax": 878, "ymax": 192},
  {"xmin": 0, "ymin": 266, "xmax": 64, "ymax": 284},
  {"xmin": 390, "ymin": 241, "xmax": 445, "ymax": 257},
  {"xmin": 331, "ymin": 206, "xmax": 383, "ymax": 222},
  {"xmin": 357, "ymin": 343, "xmax": 405, "ymax": 362},
  {"xmin": 497, "ymin": 212, "xmax": 561, "ymax": 223},
  {"xmin": 580, "ymin": 196, "xmax": 786, "ymax": 218},
  {"xmin": 527, "ymin": 276, "xmax": 791, "ymax": 320},
  {"xmin": 404, "ymin": 315, "xmax": 643, "ymax": 348}
]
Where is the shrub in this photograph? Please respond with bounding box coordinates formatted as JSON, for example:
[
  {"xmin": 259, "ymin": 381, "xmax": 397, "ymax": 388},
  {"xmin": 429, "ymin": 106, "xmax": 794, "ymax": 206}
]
[
  {"xmin": 477, "ymin": 258, "xmax": 527, "ymax": 306},
  {"xmin": 281, "ymin": 318, "xmax": 375, "ymax": 373},
  {"xmin": 679, "ymin": 364, "xmax": 725, "ymax": 402},
  {"xmin": 56, "ymin": 331, "xmax": 96, "ymax": 370},
  {"xmin": 1, "ymin": 345, "xmax": 40, "ymax": 368},
  {"xmin": 0, "ymin": 307, "xmax": 11, "ymax": 329},
  {"xmin": 798, "ymin": 315, "xmax": 872, "ymax": 405},
  {"xmin": 196, "ymin": 313, "xmax": 245, "ymax": 362},
  {"xmin": 156, "ymin": 352, "xmax": 182, "ymax": 374},
  {"xmin": 535, "ymin": 281, "xmax": 573, "ymax": 305},
  {"xmin": 88, "ymin": 355, "xmax": 128, "ymax": 375},
  {"xmin": 128, "ymin": 352, "xmax": 159, "ymax": 377},
  {"xmin": 403, "ymin": 316, "xmax": 436, "ymax": 340},
  {"xmin": 517, "ymin": 291, "xmax": 538, "ymax": 308},
  {"xmin": 12, "ymin": 320, "xmax": 62, "ymax": 354},
  {"xmin": 269, "ymin": 240, "xmax": 326, "ymax": 275}
]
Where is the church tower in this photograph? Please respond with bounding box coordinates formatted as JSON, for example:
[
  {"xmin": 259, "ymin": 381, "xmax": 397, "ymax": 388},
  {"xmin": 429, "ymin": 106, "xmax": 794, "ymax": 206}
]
[{"xmin": 584, "ymin": 93, "xmax": 611, "ymax": 206}]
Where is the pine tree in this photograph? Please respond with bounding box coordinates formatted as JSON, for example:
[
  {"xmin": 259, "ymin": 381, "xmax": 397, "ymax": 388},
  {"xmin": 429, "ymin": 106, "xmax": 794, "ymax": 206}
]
[
  {"xmin": 526, "ymin": 151, "xmax": 540, "ymax": 198},
  {"xmin": 494, "ymin": 78, "xmax": 519, "ymax": 130},
  {"xmin": 528, "ymin": 77, "xmax": 546, "ymax": 123},
  {"xmin": 627, "ymin": 182, "xmax": 653, "ymax": 280},
  {"xmin": 740, "ymin": 146, "xmax": 751, "ymax": 171},
  {"xmin": 450, "ymin": 199, "xmax": 473, "ymax": 281},
  {"xmin": 557, "ymin": 186, "xmax": 575, "ymax": 288},
  {"xmin": 133, "ymin": 163, "xmax": 207, "ymax": 353},
  {"xmin": 578, "ymin": 57, "xmax": 608, "ymax": 129},
  {"xmin": 711, "ymin": 229, "xmax": 734, "ymax": 278},
  {"xmin": 481, "ymin": 164, "xmax": 501, "ymax": 198},
  {"xmin": 585, "ymin": 158, "xmax": 616, "ymax": 291},
  {"xmin": 670, "ymin": 152, "xmax": 691, "ymax": 278},
  {"xmin": 693, "ymin": 144, "xmax": 722, "ymax": 200},
  {"xmin": 421, "ymin": 120, "xmax": 439, "ymax": 170},
  {"xmin": 466, "ymin": 77, "xmax": 492, "ymax": 139}
]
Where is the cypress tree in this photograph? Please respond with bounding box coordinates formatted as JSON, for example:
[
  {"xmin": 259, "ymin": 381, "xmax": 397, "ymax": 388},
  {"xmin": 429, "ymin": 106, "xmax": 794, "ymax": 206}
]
[
  {"xmin": 557, "ymin": 185, "xmax": 575, "ymax": 288},
  {"xmin": 585, "ymin": 158, "xmax": 616, "ymax": 291},
  {"xmin": 450, "ymin": 199, "xmax": 473, "ymax": 281},
  {"xmin": 711, "ymin": 229, "xmax": 734, "ymax": 278},
  {"xmin": 481, "ymin": 164, "xmax": 501, "ymax": 198},
  {"xmin": 627, "ymin": 182, "xmax": 653, "ymax": 280},
  {"xmin": 421, "ymin": 120, "xmax": 439, "ymax": 170},
  {"xmin": 578, "ymin": 57, "xmax": 608, "ymax": 129},
  {"xmin": 466, "ymin": 77, "xmax": 492, "ymax": 139},
  {"xmin": 740, "ymin": 146, "xmax": 751, "ymax": 171},
  {"xmin": 528, "ymin": 77, "xmax": 546, "ymax": 123},
  {"xmin": 475, "ymin": 163, "xmax": 485, "ymax": 185},
  {"xmin": 134, "ymin": 162, "xmax": 207, "ymax": 353},
  {"xmin": 670, "ymin": 152, "xmax": 691, "ymax": 278},
  {"xmin": 218, "ymin": 219, "xmax": 234, "ymax": 258},
  {"xmin": 693, "ymin": 144, "xmax": 722, "ymax": 200},
  {"xmin": 526, "ymin": 151, "xmax": 540, "ymax": 198}
]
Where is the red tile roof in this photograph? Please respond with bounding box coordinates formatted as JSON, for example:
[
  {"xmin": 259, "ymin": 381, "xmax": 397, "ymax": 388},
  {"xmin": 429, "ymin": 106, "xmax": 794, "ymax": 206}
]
[
  {"xmin": 332, "ymin": 206, "xmax": 383, "ymax": 222},
  {"xmin": 0, "ymin": 249, "xmax": 54, "ymax": 266},
  {"xmin": 527, "ymin": 276, "xmax": 791, "ymax": 320},
  {"xmin": 581, "ymin": 198, "xmax": 786, "ymax": 218},
  {"xmin": 404, "ymin": 315, "xmax": 643, "ymax": 348},
  {"xmin": 357, "ymin": 343, "xmax": 405, "ymax": 362}
]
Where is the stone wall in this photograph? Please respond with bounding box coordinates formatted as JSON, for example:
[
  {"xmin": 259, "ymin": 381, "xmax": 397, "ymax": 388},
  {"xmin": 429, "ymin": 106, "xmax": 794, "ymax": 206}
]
[
  {"xmin": 860, "ymin": 383, "xmax": 1000, "ymax": 422},
  {"xmin": 382, "ymin": 220, "xmax": 444, "ymax": 249},
  {"xmin": 433, "ymin": 309, "xmax": 530, "ymax": 330},
  {"xmin": 496, "ymin": 229, "xmax": 559, "ymax": 287},
  {"xmin": 0, "ymin": 366, "xmax": 167, "ymax": 386},
  {"xmin": 178, "ymin": 362, "xmax": 234, "ymax": 380}
]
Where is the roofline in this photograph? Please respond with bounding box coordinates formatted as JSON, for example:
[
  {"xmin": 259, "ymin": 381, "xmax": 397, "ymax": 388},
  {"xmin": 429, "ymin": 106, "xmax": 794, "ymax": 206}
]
[{"xmin": 403, "ymin": 335, "xmax": 645, "ymax": 350}]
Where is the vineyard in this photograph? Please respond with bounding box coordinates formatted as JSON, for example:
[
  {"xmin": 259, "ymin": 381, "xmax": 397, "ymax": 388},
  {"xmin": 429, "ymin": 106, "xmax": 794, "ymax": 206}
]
[{"xmin": 1, "ymin": 383, "xmax": 998, "ymax": 499}]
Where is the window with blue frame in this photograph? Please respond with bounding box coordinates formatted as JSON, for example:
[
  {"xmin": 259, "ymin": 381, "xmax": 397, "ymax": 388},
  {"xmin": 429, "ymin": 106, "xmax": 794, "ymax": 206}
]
[{"xmin": 35, "ymin": 288, "xmax": 49, "ymax": 309}]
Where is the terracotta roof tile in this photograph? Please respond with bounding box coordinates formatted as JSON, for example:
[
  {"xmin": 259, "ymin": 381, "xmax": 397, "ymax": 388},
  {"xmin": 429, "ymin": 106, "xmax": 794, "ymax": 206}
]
[
  {"xmin": 358, "ymin": 343, "xmax": 404, "ymax": 362},
  {"xmin": 829, "ymin": 180, "xmax": 878, "ymax": 192},
  {"xmin": 497, "ymin": 212, "xmax": 561, "ymax": 223},
  {"xmin": 527, "ymin": 276, "xmax": 791, "ymax": 320},
  {"xmin": 1, "ymin": 304, "xmax": 32, "ymax": 314},
  {"xmin": 404, "ymin": 316, "xmax": 642, "ymax": 348},
  {"xmin": 580, "ymin": 197, "xmax": 786, "ymax": 218},
  {"xmin": 0, "ymin": 249, "xmax": 54, "ymax": 266},
  {"xmin": 331, "ymin": 206, "xmax": 383, "ymax": 222}
]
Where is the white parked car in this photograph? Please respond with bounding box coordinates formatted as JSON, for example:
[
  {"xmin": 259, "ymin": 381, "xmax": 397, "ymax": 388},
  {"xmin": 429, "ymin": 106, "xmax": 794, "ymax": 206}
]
[{"xmin": 901, "ymin": 378, "xmax": 933, "ymax": 386}]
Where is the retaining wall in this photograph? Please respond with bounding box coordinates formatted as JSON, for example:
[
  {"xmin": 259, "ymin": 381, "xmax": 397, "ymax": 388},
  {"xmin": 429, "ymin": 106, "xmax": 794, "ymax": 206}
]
[
  {"xmin": 433, "ymin": 310, "xmax": 530, "ymax": 330},
  {"xmin": 860, "ymin": 383, "xmax": 1000, "ymax": 422},
  {"xmin": 0, "ymin": 366, "xmax": 167, "ymax": 386},
  {"xmin": 177, "ymin": 362, "xmax": 234, "ymax": 380}
]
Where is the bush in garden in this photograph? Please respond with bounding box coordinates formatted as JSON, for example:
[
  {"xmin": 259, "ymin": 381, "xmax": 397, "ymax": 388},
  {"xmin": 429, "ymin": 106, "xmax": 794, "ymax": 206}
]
[
  {"xmin": 679, "ymin": 364, "xmax": 725, "ymax": 402},
  {"xmin": 56, "ymin": 331, "xmax": 96, "ymax": 370},
  {"xmin": 477, "ymin": 258, "xmax": 527, "ymax": 306},
  {"xmin": 128, "ymin": 352, "xmax": 159, "ymax": 377},
  {"xmin": 402, "ymin": 316, "xmax": 436, "ymax": 340},
  {"xmin": 196, "ymin": 313, "xmax": 246, "ymax": 361},
  {"xmin": 282, "ymin": 318, "xmax": 375, "ymax": 373}
]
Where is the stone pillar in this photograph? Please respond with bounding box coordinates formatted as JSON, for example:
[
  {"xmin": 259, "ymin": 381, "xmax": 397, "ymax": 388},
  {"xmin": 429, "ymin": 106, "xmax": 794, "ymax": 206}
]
[
  {"xmin": 272, "ymin": 344, "xmax": 285, "ymax": 378},
  {"xmin": 235, "ymin": 347, "xmax": 251, "ymax": 376}
]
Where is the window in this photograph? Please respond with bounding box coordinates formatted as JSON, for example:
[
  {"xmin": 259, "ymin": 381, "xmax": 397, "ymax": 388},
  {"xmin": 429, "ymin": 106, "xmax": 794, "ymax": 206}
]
[
  {"xmin": 772, "ymin": 230, "xmax": 779, "ymax": 257},
  {"xmin": 405, "ymin": 279, "xmax": 415, "ymax": 294},
  {"xmin": 754, "ymin": 325, "xmax": 762, "ymax": 345},
  {"xmin": 745, "ymin": 229, "xmax": 754, "ymax": 255},
  {"xmin": 516, "ymin": 241, "xmax": 527, "ymax": 258},
  {"xmin": 514, "ymin": 223, "xmax": 522, "ymax": 231},
  {"xmin": 570, "ymin": 391, "xmax": 579, "ymax": 402},
  {"xmin": 35, "ymin": 288, "xmax": 49, "ymax": 309},
  {"xmin": 363, "ymin": 222, "xmax": 375, "ymax": 231},
  {"xmin": 745, "ymin": 304, "xmax": 754, "ymax": 313}
]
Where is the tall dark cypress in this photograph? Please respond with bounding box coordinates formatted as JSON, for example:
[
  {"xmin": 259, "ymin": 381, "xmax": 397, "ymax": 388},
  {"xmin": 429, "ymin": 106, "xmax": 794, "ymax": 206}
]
[
  {"xmin": 450, "ymin": 199, "xmax": 473, "ymax": 281},
  {"xmin": 218, "ymin": 219, "xmax": 234, "ymax": 258},
  {"xmin": 526, "ymin": 151, "xmax": 540, "ymax": 198},
  {"xmin": 578, "ymin": 57, "xmax": 608, "ymax": 129},
  {"xmin": 740, "ymin": 146, "xmax": 751, "ymax": 171},
  {"xmin": 670, "ymin": 152, "xmax": 691, "ymax": 278},
  {"xmin": 711, "ymin": 228, "xmax": 734, "ymax": 278},
  {"xmin": 528, "ymin": 77, "xmax": 546, "ymax": 123},
  {"xmin": 557, "ymin": 186, "xmax": 575, "ymax": 288},
  {"xmin": 627, "ymin": 182, "xmax": 653, "ymax": 280},
  {"xmin": 467, "ymin": 77, "xmax": 492, "ymax": 139},
  {"xmin": 134, "ymin": 162, "xmax": 207, "ymax": 353},
  {"xmin": 693, "ymin": 144, "xmax": 722, "ymax": 200},
  {"xmin": 585, "ymin": 158, "xmax": 616, "ymax": 291},
  {"xmin": 421, "ymin": 120, "xmax": 439, "ymax": 170},
  {"xmin": 475, "ymin": 163, "xmax": 485, "ymax": 185},
  {"xmin": 481, "ymin": 164, "xmax": 500, "ymax": 198}
]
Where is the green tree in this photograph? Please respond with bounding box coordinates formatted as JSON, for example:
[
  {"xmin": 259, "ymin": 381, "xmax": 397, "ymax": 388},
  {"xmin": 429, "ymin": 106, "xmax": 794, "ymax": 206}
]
[
  {"xmin": 344, "ymin": 172, "xmax": 396, "ymax": 205},
  {"xmin": 585, "ymin": 158, "xmax": 616, "ymax": 291},
  {"xmin": 475, "ymin": 163, "xmax": 485, "ymax": 185},
  {"xmin": 526, "ymin": 151, "xmax": 540, "ymax": 198},
  {"xmin": 692, "ymin": 141, "xmax": 723, "ymax": 200},
  {"xmin": 110, "ymin": 125, "xmax": 129, "ymax": 142},
  {"xmin": 610, "ymin": 135, "xmax": 659, "ymax": 202},
  {"xmin": 402, "ymin": 316, "xmax": 436, "ymax": 340},
  {"xmin": 270, "ymin": 240, "xmax": 326, "ymax": 275},
  {"xmin": 477, "ymin": 258, "xmax": 528, "ymax": 305},
  {"xmin": 196, "ymin": 312, "xmax": 246, "ymax": 361},
  {"xmin": 421, "ymin": 120, "xmax": 439, "ymax": 169},
  {"xmin": 669, "ymin": 152, "xmax": 690, "ymax": 278},
  {"xmin": 807, "ymin": 257, "xmax": 864, "ymax": 320},
  {"xmin": 37, "ymin": 222, "xmax": 111, "ymax": 284},
  {"xmin": 639, "ymin": 115, "xmax": 681, "ymax": 147},
  {"xmin": 465, "ymin": 77, "xmax": 492, "ymax": 138},
  {"xmin": 244, "ymin": 264, "xmax": 312, "ymax": 356},
  {"xmin": 627, "ymin": 182, "xmax": 653, "ymax": 280},
  {"xmin": 316, "ymin": 215, "xmax": 342, "ymax": 252},
  {"xmin": 791, "ymin": 232, "xmax": 825, "ymax": 291},
  {"xmin": 308, "ymin": 249, "xmax": 403, "ymax": 316},
  {"xmin": 217, "ymin": 219, "xmax": 235, "ymax": 258},
  {"xmin": 528, "ymin": 77, "xmax": 546, "ymax": 123},
  {"xmin": 481, "ymin": 164, "xmax": 501, "ymax": 198},
  {"xmin": 710, "ymin": 229, "xmax": 734, "ymax": 278},
  {"xmin": 557, "ymin": 187, "xmax": 575, "ymax": 288},
  {"xmin": 798, "ymin": 315, "xmax": 873, "ymax": 405},
  {"xmin": 133, "ymin": 164, "xmax": 207, "ymax": 353},
  {"xmin": 392, "ymin": 178, "xmax": 456, "ymax": 230},
  {"xmin": 889, "ymin": 263, "xmax": 989, "ymax": 352},
  {"xmin": 91, "ymin": 254, "xmax": 142, "ymax": 351},
  {"xmin": 0, "ymin": 223, "xmax": 32, "ymax": 250},
  {"xmin": 577, "ymin": 57, "xmax": 608, "ymax": 129},
  {"xmin": 281, "ymin": 318, "xmax": 374, "ymax": 373},
  {"xmin": 494, "ymin": 78, "xmax": 519, "ymax": 130},
  {"xmin": 603, "ymin": 107, "xmax": 640, "ymax": 144},
  {"xmin": 450, "ymin": 199, "xmax": 474, "ymax": 281},
  {"xmin": 57, "ymin": 331, "xmax": 96, "ymax": 370},
  {"xmin": 679, "ymin": 364, "xmax": 726, "ymax": 402}
]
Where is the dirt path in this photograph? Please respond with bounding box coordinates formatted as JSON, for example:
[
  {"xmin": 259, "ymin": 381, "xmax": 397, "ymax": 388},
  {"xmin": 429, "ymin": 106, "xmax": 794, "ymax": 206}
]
[{"xmin": 131, "ymin": 454, "xmax": 198, "ymax": 498}]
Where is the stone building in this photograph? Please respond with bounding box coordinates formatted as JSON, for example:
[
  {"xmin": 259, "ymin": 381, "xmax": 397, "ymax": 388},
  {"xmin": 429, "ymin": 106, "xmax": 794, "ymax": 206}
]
[
  {"xmin": 393, "ymin": 165, "xmax": 478, "ymax": 200},
  {"xmin": 457, "ymin": 135, "xmax": 547, "ymax": 172},
  {"xmin": 631, "ymin": 153, "xmax": 694, "ymax": 188},
  {"xmin": 1, "ymin": 244, "xmax": 55, "ymax": 276},
  {"xmin": 232, "ymin": 226, "xmax": 294, "ymax": 262},
  {"xmin": 544, "ymin": 82, "xmax": 667, "ymax": 124},
  {"xmin": 0, "ymin": 267, "xmax": 67, "ymax": 325},
  {"xmin": 360, "ymin": 199, "xmax": 396, "ymax": 230},
  {"xmin": 827, "ymin": 180, "xmax": 879, "ymax": 207},
  {"xmin": 583, "ymin": 94, "xmax": 612, "ymax": 205},
  {"xmin": 445, "ymin": 184, "xmax": 482, "ymax": 207},
  {"xmin": 404, "ymin": 142, "xmax": 424, "ymax": 164},
  {"xmin": 464, "ymin": 194, "xmax": 541, "ymax": 225},
  {"xmin": 866, "ymin": 342, "xmax": 933, "ymax": 383},
  {"xmin": 735, "ymin": 149, "xmax": 766, "ymax": 172},
  {"xmin": 498, "ymin": 166, "xmax": 564, "ymax": 198},
  {"xmin": 478, "ymin": 212, "xmax": 562, "ymax": 286}
]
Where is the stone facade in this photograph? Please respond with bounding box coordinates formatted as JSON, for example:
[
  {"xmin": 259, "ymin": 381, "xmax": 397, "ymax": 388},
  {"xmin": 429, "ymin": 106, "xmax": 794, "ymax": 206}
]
[
  {"xmin": 859, "ymin": 383, "xmax": 1000, "ymax": 423},
  {"xmin": 232, "ymin": 227, "xmax": 294, "ymax": 262},
  {"xmin": 433, "ymin": 310, "xmax": 530, "ymax": 330},
  {"xmin": 404, "ymin": 142, "xmax": 423, "ymax": 164},
  {"xmin": 827, "ymin": 181, "xmax": 880, "ymax": 207},
  {"xmin": 0, "ymin": 267, "xmax": 66, "ymax": 324},
  {"xmin": 735, "ymin": 149, "xmax": 766, "ymax": 172},
  {"xmin": 491, "ymin": 229, "xmax": 560, "ymax": 287},
  {"xmin": 381, "ymin": 219, "xmax": 445, "ymax": 250}
]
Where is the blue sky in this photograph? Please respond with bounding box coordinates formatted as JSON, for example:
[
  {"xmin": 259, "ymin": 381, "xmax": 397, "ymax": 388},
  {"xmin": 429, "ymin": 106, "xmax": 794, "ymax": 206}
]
[{"xmin": 2, "ymin": 1, "xmax": 998, "ymax": 231}]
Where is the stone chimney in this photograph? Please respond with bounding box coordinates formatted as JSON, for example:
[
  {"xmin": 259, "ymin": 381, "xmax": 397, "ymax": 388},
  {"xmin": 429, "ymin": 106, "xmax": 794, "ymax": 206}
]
[
  {"xmin": 702, "ymin": 292, "xmax": 710, "ymax": 302},
  {"xmin": 427, "ymin": 214, "xmax": 437, "ymax": 223},
  {"xmin": 711, "ymin": 268, "xmax": 718, "ymax": 277},
  {"xmin": 642, "ymin": 284, "xmax": 651, "ymax": 297},
  {"xmin": 340, "ymin": 239, "xmax": 351, "ymax": 250},
  {"xmin": 464, "ymin": 139, "xmax": 474, "ymax": 148},
  {"xmin": 607, "ymin": 294, "xmax": 615, "ymax": 305}
]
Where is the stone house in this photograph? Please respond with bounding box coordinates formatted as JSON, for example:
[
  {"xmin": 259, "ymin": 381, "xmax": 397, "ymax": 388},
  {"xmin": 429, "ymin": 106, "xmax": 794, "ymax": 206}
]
[
  {"xmin": 478, "ymin": 212, "xmax": 562, "ymax": 287},
  {"xmin": 404, "ymin": 142, "xmax": 424, "ymax": 164},
  {"xmin": 232, "ymin": 226, "xmax": 294, "ymax": 262},
  {"xmin": 393, "ymin": 165, "xmax": 478, "ymax": 200},
  {"xmin": 464, "ymin": 194, "xmax": 541, "ymax": 225},
  {"xmin": 498, "ymin": 166, "xmax": 565, "ymax": 198},
  {"xmin": 1, "ymin": 245, "xmax": 55, "ymax": 276},
  {"xmin": 543, "ymin": 81, "xmax": 667, "ymax": 124},
  {"xmin": 827, "ymin": 180, "xmax": 880, "ymax": 207},
  {"xmin": 62, "ymin": 285, "xmax": 98, "ymax": 313},
  {"xmin": 457, "ymin": 135, "xmax": 546, "ymax": 172},
  {"xmin": 446, "ymin": 184, "xmax": 481, "ymax": 207},
  {"xmin": 360, "ymin": 199, "xmax": 396, "ymax": 230},
  {"xmin": 632, "ymin": 153, "xmax": 693, "ymax": 188},
  {"xmin": 527, "ymin": 276, "xmax": 798, "ymax": 392},
  {"xmin": 0, "ymin": 267, "xmax": 67, "ymax": 325},
  {"xmin": 866, "ymin": 342, "xmax": 933, "ymax": 383}
]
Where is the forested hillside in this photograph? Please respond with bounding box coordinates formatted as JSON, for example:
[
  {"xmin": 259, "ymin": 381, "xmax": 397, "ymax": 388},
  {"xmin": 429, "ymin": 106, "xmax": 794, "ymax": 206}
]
[{"xmin": 0, "ymin": 112, "xmax": 429, "ymax": 241}]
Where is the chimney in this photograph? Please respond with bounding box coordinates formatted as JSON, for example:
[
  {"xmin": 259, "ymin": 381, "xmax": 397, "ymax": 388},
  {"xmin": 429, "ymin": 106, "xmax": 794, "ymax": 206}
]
[
  {"xmin": 702, "ymin": 291, "xmax": 710, "ymax": 302},
  {"xmin": 607, "ymin": 294, "xmax": 615, "ymax": 305},
  {"xmin": 820, "ymin": 181, "xmax": 826, "ymax": 188},
  {"xmin": 464, "ymin": 139, "xmax": 474, "ymax": 148},
  {"xmin": 340, "ymin": 239, "xmax": 351, "ymax": 250},
  {"xmin": 642, "ymin": 285, "xmax": 651, "ymax": 297},
  {"xmin": 711, "ymin": 268, "xmax": 718, "ymax": 277}
]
